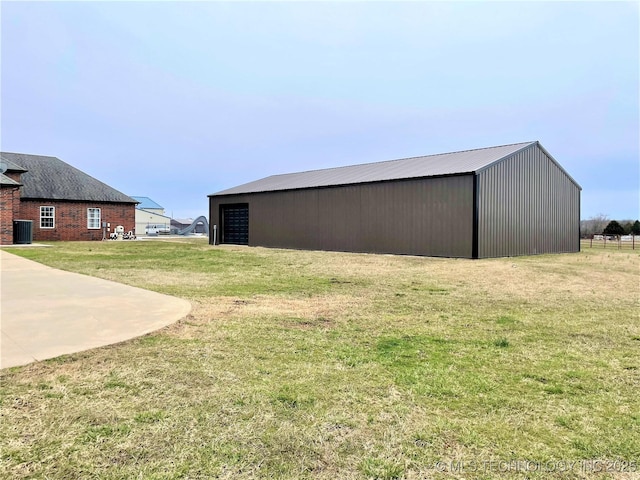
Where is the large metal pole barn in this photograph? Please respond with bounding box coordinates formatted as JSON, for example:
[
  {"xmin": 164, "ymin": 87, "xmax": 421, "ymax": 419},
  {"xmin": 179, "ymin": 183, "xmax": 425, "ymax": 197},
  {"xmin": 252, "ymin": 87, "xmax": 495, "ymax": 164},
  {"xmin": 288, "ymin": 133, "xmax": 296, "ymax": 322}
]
[{"xmin": 208, "ymin": 141, "xmax": 581, "ymax": 258}]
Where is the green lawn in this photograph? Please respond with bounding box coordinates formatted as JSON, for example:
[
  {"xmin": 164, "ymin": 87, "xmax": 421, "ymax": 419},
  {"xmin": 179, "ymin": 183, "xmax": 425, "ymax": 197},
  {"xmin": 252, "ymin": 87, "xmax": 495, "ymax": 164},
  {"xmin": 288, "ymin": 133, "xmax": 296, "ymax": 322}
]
[{"xmin": 1, "ymin": 240, "xmax": 639, "ymax": 479}]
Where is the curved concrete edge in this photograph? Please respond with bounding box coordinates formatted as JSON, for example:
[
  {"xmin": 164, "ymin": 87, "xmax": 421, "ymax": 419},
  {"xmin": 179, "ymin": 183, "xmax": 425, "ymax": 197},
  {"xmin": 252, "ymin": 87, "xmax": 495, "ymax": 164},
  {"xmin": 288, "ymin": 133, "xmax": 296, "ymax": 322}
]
[{"xmin": 0, "ymin": 250, "xmax": 192, "ymax": 369}]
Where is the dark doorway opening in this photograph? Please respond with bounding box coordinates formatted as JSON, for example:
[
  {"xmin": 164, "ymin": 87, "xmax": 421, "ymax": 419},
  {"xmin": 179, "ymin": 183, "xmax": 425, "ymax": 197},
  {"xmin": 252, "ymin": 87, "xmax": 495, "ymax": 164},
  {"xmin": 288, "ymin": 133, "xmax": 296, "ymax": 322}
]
[{"xmin": 221, "ymin": 204, "xmax": 249, "ymax": 245}]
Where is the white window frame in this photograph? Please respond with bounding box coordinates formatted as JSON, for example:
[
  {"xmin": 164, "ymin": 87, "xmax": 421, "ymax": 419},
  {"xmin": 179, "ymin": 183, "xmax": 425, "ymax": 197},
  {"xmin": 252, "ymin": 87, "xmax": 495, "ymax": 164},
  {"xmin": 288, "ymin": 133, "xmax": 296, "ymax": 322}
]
[
  {"xmin": 40, "ymin": 206, "xmax": 55, "ymax": 229},
  {"xmin": 87, "ymin": 208, "xmax": 101, "ymax": 229}
]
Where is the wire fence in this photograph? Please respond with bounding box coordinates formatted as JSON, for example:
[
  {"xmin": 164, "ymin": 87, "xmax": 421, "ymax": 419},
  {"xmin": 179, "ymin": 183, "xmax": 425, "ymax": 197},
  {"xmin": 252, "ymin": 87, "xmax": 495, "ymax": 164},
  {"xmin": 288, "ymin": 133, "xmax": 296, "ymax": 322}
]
[{"xmin": 581, "ymin": 235, "xmax": 639, "ymax": 250}]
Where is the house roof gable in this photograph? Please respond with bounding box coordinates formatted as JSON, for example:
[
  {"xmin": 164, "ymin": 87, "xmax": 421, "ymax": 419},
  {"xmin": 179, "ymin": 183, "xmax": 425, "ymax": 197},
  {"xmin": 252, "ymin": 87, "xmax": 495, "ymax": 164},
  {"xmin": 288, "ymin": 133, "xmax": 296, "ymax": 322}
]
[
  {"xmin": 1, "ymin": 173, "xmax": 22, "ymax": 187},
  {"xmin": 0, "ymin": 152, "xmax": 137, "ymax": 204},
  {"xmin": 210, "ymin": 141, "xmax": 537, "ymax": 196},
  {"xmin": 0, "ymin": 155, "xmax": 29, "ymax": 173}
]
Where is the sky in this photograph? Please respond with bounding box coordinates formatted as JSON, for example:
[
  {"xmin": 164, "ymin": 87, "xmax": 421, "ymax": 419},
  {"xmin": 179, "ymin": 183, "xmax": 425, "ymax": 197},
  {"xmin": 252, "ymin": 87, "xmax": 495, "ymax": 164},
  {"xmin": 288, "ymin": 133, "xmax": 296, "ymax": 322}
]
[{"xmin": 1, "ymin": 1, "xmax": 638, "ymax": 221}]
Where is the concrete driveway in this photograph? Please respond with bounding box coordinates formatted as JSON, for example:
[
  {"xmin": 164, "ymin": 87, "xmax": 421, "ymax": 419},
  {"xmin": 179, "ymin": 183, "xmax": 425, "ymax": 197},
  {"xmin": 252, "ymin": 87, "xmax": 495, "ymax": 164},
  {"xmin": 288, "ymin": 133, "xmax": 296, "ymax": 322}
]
[{"xmin": 0, "ymin": 249, "xmax": 192, "ymax": 369}]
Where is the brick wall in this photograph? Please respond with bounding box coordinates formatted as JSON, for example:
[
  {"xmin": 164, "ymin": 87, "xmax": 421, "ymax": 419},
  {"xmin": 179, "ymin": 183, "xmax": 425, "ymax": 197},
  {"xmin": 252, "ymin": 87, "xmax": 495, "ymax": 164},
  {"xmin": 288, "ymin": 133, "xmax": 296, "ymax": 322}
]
[
  {"xmin": 4, "ymin": 171, "xmax": 23, "ymax": 183},
  {"xmin": 18, "ymin": 200, "xmax": 136, "ymax": 242},
  {"xmin": 0, "ymin": 186, "xmax": 21, "ymax": 245}
]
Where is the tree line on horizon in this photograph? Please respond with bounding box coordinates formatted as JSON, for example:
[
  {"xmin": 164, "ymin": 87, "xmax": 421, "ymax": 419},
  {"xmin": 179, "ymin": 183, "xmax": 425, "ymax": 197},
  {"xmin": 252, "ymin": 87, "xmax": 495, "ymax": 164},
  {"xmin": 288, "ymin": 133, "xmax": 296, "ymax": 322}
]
[{"xmin": 580, "ymin": 214, "xmax": 640, "ymax": 238}]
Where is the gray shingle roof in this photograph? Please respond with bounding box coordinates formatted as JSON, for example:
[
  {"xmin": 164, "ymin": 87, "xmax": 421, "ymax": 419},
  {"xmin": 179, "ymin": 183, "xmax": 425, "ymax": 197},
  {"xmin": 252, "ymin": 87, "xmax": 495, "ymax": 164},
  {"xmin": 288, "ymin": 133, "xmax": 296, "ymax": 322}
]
[
  {"xmin": 0, "ymin": 152, "xmax": 137, "ymax": 203},
  {"xmin": 211, "ymin": 141, "xmax": 536, "ymax": 196},
  {"xmin": 0, "ymin": 155, "xmax": 28, "ymax": 173},
  {"xmin": 1, "ymin": 173, "xmax": 22, "ymax": 186}
]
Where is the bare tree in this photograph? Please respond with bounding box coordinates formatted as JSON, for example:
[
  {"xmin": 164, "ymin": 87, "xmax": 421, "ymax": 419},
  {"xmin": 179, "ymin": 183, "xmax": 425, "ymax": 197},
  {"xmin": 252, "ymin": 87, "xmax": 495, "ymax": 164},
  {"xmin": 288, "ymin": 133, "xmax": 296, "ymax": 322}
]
[{"xmin": 581, "ymin": 213, "xmax": 610, "ymax": 237}]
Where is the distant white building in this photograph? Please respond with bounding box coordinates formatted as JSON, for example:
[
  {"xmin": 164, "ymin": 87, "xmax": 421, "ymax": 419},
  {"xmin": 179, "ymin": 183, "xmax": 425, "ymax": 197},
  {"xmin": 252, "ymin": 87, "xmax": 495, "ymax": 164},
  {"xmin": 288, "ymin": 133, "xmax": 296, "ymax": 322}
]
[{"xmin": 131, "ymin": 196, "xmax": 171, "ymax": 235}]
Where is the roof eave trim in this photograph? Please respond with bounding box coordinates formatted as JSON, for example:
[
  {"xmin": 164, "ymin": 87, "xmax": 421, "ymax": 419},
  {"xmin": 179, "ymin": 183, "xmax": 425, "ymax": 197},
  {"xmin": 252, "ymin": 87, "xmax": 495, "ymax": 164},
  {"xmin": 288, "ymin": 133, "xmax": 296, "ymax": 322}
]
[{"xmin": 20, "ymin": 196, "xmax": 139, "ymax": 204}]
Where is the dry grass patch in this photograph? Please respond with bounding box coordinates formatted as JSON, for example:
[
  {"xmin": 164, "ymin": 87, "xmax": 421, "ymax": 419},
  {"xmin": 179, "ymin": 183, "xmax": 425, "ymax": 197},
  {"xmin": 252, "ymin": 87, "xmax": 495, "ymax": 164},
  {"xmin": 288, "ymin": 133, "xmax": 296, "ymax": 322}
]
[{"xmin": 1, "ymin": 241, "xmax": 639, "ymax": 479}]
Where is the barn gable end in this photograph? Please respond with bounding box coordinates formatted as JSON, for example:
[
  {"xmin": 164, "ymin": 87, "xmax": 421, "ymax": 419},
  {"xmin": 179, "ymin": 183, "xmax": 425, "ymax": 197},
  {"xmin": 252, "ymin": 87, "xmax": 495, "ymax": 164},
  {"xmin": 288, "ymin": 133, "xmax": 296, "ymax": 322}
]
[{"xmin": 476, "ymin": 142, "xmax": 581, "ymax": 258}]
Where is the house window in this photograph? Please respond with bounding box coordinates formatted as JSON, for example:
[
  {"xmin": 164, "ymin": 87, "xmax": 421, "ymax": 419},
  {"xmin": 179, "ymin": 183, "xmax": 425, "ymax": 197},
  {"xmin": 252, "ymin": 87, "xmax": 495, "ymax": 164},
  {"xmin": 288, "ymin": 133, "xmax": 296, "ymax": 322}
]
[
  {"xmin": 87, "ymin": 208, "xmax": 101, "ymax": 229},
  {"xmin": 40, "ymin": 206, "xmax": 55, "ymax": 229}
]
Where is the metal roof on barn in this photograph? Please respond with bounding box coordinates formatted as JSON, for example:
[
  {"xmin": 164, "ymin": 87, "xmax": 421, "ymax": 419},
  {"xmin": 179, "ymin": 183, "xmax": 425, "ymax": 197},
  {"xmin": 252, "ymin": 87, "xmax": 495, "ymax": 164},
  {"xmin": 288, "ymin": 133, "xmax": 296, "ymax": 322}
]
[
  {"xmin": 0, "ymin": 152, "xmax": 138, "ymax": 203},
  {"xmin": 211, "ymin": 141, "xmax": 541, "ymax": 196}
]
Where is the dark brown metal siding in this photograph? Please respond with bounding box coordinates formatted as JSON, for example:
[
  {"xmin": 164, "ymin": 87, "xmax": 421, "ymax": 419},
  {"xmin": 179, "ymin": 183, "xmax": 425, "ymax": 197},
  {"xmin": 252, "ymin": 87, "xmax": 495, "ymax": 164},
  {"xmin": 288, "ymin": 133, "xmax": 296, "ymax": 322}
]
[
  {"xmin": 209, "ymin": 175, "xmax": 474, "ymax": 257},
  {"xmin": 477, "ymin": 144, "xmax": 580, "ymax": 258}
]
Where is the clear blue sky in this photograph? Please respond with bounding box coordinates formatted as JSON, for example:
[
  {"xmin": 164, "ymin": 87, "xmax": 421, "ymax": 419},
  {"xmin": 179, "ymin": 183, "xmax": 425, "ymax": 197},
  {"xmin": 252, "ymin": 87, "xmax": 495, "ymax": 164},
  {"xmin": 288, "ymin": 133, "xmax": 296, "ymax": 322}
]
[{"xmin": 2, "ymin": 1, "xmax": 638, "ymax": 220}]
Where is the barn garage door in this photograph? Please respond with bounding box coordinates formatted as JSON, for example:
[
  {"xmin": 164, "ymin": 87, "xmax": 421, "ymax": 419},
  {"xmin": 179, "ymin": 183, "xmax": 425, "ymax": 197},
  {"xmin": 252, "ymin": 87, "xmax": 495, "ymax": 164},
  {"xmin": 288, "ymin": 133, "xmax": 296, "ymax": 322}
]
[{"xmin": 221, "ymin": 204, "xmax": 249, "ymax": 245}]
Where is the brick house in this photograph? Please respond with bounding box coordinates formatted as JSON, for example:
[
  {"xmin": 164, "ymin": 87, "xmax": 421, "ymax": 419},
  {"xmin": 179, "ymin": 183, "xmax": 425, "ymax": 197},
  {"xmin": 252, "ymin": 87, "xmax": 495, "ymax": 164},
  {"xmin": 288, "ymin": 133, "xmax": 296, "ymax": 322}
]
[{"xmin": 0, "ymin": 152, "xmax": 138, "ymax": 244}]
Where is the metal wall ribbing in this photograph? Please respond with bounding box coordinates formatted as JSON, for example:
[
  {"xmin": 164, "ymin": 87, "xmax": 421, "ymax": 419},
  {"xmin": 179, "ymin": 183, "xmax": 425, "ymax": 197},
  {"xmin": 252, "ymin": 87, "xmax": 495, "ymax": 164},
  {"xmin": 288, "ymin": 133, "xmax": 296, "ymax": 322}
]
[
  {"xmin": 209, "ymin": 142, "xmax": 581, "ymax": 258},
  {"xmin": 476, "ymin": 144, "xmax": 580, "ymax": 258},
  {"xmin": 210, "ymin": 175, "xmax": 474, "ymax": 257}
]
